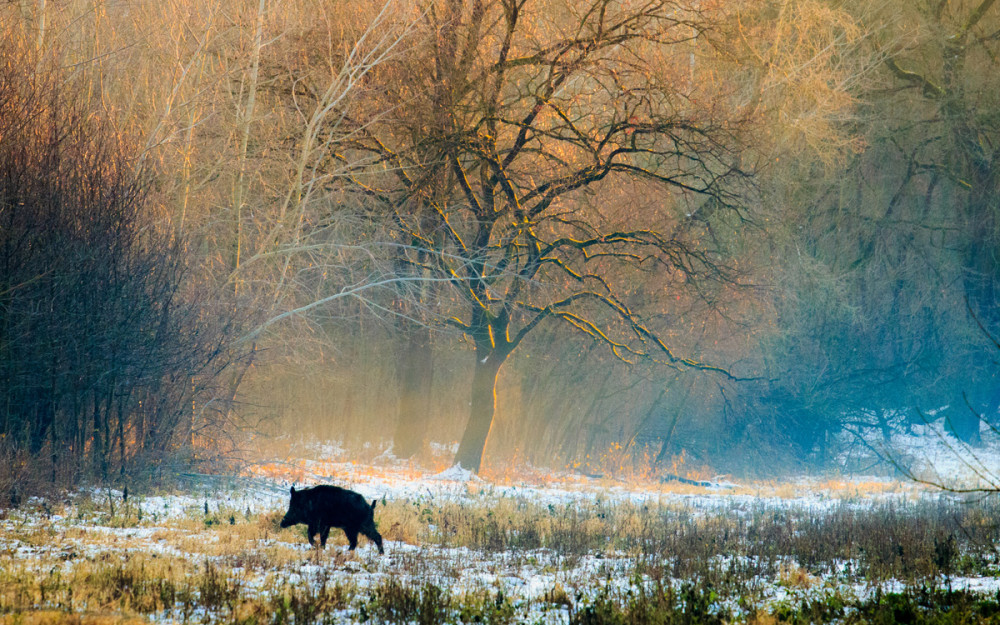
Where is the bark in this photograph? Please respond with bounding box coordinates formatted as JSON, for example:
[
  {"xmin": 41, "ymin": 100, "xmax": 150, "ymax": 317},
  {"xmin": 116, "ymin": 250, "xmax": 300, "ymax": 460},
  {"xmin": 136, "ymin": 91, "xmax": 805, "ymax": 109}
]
[{"xmin": 454, "ymin": 350, "xmax": 504, "ymax": 473}]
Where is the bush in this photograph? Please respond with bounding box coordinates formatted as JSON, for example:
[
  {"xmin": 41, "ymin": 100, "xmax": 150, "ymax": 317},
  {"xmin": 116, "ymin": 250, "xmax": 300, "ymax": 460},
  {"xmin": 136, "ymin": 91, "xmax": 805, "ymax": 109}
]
[{"xmin": 0, "ymin": 31, "xmax": 245, "ymax": 497}]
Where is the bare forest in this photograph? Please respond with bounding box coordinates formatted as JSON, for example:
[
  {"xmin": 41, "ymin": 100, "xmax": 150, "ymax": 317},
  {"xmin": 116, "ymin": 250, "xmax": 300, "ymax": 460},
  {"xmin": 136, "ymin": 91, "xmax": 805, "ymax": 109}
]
[
  {"xmin": 10, "ymin": 2, "xmax": 1000, "ymax": 624},
  {"xmin": 5, "ymin": 0, "xmax": 1000, "ymax": 493},
  {"xmin": 0, "ymin": 0, "xmax": 1000, "ymax": 491}
]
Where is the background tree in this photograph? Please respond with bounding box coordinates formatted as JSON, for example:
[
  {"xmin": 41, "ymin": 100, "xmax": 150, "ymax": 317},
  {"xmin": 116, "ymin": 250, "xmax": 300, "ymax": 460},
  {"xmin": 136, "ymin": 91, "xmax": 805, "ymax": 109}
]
[
  {"xmin": 756, "ymin": 0, "xmax": 1000, "ymax": 453},
  {"xmin": 866, "ymin": 0, "xmax": 1000, "ymax": 443}
]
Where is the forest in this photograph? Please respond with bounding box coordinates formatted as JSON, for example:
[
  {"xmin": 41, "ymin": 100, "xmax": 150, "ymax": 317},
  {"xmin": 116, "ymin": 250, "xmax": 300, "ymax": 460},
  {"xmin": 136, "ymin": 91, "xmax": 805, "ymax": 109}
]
[{"xmin": 3, "ymin": 0, "xmax": 1000, "ymax": 494}]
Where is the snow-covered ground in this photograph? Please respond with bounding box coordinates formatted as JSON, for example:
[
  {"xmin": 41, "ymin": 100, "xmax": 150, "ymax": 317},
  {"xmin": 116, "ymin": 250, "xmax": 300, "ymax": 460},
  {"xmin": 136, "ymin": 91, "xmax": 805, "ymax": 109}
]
[
  {"xmin": 3, "ymin": 428, "xmax": 1000, "ymax": 623},
  {"xmin": 839, "ymin": 409, "xmax": 1000, "ymax": 489}
]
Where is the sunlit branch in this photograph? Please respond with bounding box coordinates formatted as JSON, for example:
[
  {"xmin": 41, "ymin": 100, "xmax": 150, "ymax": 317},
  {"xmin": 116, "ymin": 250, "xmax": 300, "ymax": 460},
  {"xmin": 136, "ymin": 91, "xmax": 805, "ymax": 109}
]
[
  {"xmin": 242, "ymin": 274, "xmax": 470, "ymax": 342},
  {"xmin": 451, "ymin": 155, "xmax": 488, "ymax": 218}
]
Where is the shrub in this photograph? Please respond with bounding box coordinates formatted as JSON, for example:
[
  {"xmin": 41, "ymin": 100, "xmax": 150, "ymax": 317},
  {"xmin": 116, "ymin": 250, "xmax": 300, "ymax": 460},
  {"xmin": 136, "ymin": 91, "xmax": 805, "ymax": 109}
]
[{"xmin": 0, "ymin": 29, "xmax": 245, "ymax": 497}]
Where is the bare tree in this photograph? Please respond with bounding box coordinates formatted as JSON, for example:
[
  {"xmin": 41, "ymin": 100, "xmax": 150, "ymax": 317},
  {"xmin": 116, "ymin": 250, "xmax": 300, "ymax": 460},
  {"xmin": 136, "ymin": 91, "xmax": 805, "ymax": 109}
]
[
  {"xmin": 322, "ymin": 0, "xmax": 753, "ymax": 472},
  {"xmin": 861, "ymin": 0, "xmax": 1000, "ymax": 443}
]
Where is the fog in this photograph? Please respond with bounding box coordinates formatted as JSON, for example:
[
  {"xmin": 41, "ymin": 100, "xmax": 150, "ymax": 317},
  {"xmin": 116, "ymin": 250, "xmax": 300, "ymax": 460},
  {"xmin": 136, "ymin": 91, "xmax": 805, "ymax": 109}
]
[{"xmin": 3, "ymin": 0, "xmax": 1000, "ymax": 494}]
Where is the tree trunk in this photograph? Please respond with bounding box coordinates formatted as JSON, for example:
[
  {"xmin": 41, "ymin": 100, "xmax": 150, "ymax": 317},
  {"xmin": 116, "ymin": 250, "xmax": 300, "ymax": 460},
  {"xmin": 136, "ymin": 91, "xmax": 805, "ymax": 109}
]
[
  {"xmin": 983, "ymin": 380, "xmax": 1000, "ymax": 429},
  {"xmin": 92, "ymin": 392, "xmax": 104, "ymax": 478},
  {"xmin": 454, "ymin": 351, "xmax": 504, "ymax": 473},
  {"xmin": 392, "ymin": 322, "xmax": 433, "ymax": 458},
  {"xmin": 958, "ymin": 175, "xmax": 999, "ymax": 450},
  {"xmin": 945, "ymin": 396, "xmax": 982, "ymax": 446}
]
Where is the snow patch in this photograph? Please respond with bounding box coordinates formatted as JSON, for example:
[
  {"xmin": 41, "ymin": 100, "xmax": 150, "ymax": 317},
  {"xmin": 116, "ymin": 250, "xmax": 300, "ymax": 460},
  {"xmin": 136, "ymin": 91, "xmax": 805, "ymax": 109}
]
[
  {"xmin": 839, "ymin": 409, "xmax": 1000, "ymax": 488},
  {"xmin": 430, "ymin": 463, "xmax": 482, "ymax": 482}
]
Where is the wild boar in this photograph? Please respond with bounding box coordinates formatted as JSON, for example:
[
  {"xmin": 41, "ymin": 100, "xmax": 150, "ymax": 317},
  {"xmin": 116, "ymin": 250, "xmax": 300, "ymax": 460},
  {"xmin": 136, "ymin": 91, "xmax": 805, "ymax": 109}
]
[{"xmin": 280, "ymin": 485, "xmax": 384, "ymax": 554}]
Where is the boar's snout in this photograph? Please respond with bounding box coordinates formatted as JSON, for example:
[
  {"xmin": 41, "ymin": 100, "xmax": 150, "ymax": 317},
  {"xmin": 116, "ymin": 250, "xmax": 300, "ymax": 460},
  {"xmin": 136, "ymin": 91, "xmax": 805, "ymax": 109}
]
[{"xmin": 280, "ymin": 485, "xmax": 302, "ymax": 528}]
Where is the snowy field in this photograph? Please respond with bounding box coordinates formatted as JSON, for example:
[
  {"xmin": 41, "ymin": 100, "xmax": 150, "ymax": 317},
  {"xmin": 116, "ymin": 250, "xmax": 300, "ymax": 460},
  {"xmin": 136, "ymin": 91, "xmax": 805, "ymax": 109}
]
[{"xmin": 4, "ymin": 418, "xmax": 1000, "ymax": 623}]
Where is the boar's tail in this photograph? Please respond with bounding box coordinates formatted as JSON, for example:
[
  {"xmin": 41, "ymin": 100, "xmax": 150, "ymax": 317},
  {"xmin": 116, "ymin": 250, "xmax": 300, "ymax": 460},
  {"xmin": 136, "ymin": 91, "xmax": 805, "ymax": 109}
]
[{"xmin": 371, "ymin": 499, "xmax": 378, "ymax": 510}]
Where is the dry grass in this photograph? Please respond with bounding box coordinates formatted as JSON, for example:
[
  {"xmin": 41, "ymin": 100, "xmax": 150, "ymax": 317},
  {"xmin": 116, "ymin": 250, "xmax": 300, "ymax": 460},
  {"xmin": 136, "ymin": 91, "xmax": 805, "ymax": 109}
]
[
  {"xmin": 722, "ymin": 477, "xmax": 916, "ymax": 501},
  {"xmin": 0, "ymin": 611, "xmax": 150, "ymax": 625},
  {"xmin": 240, "ymin": 441, "xmax": 927, "ymax": 510},
  {"xmin": 3, "ymin": 482, "xmax": 1000, "ymax": 623},
  {"xmin": 778, "ymin": 561, "xmax": 819, "ymax": 589}
]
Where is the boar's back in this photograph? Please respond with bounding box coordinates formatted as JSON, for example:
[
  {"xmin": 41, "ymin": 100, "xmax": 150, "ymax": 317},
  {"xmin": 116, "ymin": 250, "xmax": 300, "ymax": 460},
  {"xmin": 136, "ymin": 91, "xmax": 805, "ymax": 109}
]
[{"xmin": 299, "ymin": 485, "xmax": 373, "ymax": 522}]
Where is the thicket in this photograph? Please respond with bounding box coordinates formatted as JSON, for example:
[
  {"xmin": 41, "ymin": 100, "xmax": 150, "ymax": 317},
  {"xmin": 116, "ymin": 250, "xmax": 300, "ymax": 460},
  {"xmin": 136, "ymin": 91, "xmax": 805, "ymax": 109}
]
[{"xmin": 0, "ymin": 34, "xmax": 246, "ymax": 499}]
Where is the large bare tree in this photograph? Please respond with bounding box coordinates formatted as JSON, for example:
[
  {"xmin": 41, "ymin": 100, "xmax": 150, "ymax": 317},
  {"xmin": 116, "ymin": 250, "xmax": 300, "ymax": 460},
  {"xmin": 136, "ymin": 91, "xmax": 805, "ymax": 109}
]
[{"xmin": 314, "ymin": 0, "xmax": 753, "ymax": 471}]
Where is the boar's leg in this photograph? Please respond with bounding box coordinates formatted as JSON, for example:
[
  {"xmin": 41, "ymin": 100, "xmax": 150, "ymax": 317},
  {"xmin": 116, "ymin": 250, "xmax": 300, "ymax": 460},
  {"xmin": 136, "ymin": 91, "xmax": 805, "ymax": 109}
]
[
  {"xmin": 306, "ymin": 523, "xmax": 318, "ymax": 547},
  {"xmin": 361, "ymin": 521, "xmax": 384, "ymax": 555},
  {"xmin": 319, "ymin": 526, "xmax": 331, "ymax": 548},
  {"xmin": 345, "ymin": 527, "xmax": 359, "ymax": 550}
]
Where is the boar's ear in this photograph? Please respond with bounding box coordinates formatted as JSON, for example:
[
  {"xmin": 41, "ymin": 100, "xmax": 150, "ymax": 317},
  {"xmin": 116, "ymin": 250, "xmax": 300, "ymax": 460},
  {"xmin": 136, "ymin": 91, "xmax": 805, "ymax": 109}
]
[
  {"xmin": 290, "ymin": 486, "xmax": 296, "ymax": 495},
  {"xmin": 371, "ymin": 499, "xmax": 377, "ymax": 509}
]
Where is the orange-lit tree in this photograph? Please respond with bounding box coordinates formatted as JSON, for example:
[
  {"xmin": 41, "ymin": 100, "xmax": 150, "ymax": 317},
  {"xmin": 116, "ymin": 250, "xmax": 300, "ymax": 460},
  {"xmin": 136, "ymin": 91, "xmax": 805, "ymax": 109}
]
[{"xmin": 324, "ymin": 0, "xmax": 753, "ymax": 472}]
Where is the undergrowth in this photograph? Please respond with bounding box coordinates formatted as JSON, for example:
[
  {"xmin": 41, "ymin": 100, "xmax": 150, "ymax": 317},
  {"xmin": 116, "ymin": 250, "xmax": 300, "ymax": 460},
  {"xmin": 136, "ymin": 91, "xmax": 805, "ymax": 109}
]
[{"xmin": 3, "ymin": 489, "xmax": 1000, "ymax": 623}]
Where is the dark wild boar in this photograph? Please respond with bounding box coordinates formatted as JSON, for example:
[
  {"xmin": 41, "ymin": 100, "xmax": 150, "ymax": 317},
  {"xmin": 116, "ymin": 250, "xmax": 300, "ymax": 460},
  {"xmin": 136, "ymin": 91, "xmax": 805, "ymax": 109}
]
[{"xmin": 280, "ymin": 485, "xmax": 384, "ymax": 554}]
